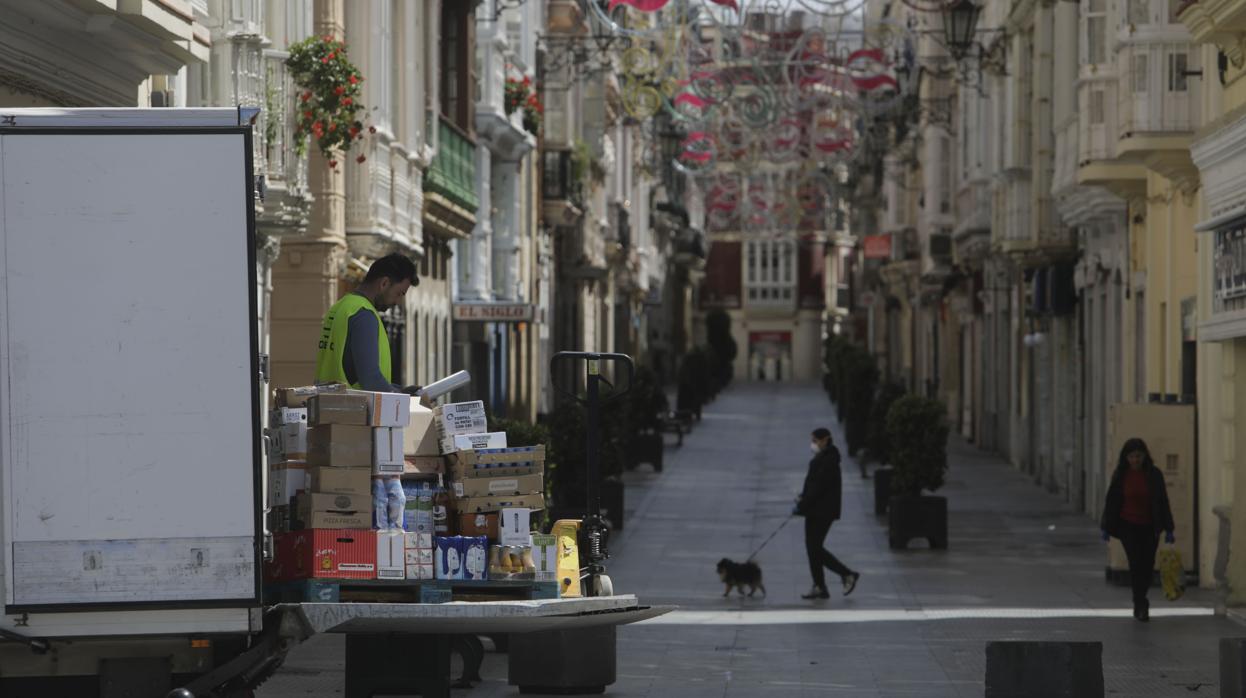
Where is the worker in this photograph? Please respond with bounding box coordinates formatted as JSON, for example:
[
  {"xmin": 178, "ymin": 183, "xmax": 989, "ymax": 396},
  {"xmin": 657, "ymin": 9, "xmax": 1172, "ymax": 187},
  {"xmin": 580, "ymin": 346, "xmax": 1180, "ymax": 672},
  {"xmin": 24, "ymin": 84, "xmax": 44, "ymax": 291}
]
[{"xmin": 315, "ymin": 253, "xmax": 420, "ymax": 394}]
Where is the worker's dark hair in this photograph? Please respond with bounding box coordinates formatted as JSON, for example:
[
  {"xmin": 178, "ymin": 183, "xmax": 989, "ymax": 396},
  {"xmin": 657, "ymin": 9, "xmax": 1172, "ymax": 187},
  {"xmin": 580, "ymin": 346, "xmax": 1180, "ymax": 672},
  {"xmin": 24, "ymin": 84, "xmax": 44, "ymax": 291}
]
[
  {"xmin": 812, "ymin": 428, "xmax": 832, "ymax": 441},
  {"xmin": 365, "ymin": 253, "xmax": 418, "ymax": 286}
]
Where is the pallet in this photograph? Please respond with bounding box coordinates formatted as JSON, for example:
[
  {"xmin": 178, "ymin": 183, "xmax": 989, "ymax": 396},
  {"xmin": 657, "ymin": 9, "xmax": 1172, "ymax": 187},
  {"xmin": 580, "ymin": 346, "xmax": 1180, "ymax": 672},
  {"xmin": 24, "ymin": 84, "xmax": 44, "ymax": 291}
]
[{"xmin": 265, "ymin": 577, "xmax": 560, "ymax": 604}]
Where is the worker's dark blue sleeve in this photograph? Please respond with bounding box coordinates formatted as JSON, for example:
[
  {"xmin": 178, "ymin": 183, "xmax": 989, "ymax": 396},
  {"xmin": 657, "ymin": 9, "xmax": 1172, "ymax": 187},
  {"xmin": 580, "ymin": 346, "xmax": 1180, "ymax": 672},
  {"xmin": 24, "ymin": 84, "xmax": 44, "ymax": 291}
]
[{"xmin": 346, "ymin": 309, "xmax": 399, "ymax": 392}]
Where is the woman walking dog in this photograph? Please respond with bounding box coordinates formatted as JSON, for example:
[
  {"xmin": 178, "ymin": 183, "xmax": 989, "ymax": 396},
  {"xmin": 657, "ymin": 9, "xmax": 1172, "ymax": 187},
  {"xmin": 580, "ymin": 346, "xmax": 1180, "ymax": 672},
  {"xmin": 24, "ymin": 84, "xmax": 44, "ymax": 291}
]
[{"xmin": 1100, "ymin": 438, "xmax": 1175, "ymax": 622}]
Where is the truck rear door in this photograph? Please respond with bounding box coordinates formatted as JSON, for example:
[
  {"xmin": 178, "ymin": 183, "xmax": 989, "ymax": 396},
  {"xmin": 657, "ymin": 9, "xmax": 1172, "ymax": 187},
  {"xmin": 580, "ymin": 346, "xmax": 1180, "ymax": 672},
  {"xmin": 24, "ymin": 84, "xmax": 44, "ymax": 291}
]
[{"xmin": 0, "ymin": 110, "xmax": 262, "ymax": 614}]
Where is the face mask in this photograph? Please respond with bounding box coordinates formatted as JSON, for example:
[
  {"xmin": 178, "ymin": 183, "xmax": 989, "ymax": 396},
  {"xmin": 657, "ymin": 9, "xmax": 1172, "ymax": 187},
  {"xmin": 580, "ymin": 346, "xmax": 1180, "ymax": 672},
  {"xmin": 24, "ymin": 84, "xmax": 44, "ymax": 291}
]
[{"xmin": 810, "ymin": 443, "xmax": 821, "ymax": 454}]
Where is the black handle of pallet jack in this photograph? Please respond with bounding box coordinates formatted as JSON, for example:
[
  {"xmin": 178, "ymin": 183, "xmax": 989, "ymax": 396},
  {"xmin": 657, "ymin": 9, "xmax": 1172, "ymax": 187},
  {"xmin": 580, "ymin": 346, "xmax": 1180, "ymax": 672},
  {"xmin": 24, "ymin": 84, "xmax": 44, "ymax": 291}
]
[{"xmin": 549, "ymin": 352, "xmax": 635, "ymax": 406}]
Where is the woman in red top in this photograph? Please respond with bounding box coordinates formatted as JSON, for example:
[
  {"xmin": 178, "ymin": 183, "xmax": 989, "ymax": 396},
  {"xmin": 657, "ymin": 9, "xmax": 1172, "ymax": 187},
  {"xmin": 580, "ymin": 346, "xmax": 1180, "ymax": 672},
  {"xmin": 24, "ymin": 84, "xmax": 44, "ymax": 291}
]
[{"xmin": 1100, "ymin": 438, "xmax": 1175, "ymax": 622}]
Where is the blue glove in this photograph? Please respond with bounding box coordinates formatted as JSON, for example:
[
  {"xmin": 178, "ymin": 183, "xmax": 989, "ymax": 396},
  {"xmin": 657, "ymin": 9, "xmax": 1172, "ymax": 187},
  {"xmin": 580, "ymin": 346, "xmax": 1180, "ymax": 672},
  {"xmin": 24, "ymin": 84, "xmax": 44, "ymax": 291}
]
[
  {"xmin": 1165, "ymin": 530, "xmax": 1175, "ymax": 544},
  {"xmin": 1101, "ymin": 530, "xmax": 1110, "ymax": 542}
]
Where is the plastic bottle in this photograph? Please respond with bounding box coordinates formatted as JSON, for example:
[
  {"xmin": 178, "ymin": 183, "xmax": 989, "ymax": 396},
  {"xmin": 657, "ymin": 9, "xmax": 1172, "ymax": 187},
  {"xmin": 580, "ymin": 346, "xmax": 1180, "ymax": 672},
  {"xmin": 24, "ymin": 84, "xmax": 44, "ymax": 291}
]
[{"xmin": 432, "ymin": 475, "xmax": 450, "ymax": 536}]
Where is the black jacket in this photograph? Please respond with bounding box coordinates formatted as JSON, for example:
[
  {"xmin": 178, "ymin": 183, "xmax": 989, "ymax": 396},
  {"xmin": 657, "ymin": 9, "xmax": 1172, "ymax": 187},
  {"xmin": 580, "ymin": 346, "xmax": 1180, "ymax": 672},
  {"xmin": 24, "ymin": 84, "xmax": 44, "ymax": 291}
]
[
  {"xmin": 797, "ymin": 445, "xmax": 843, "ymax": 521},
  {"xmin": 1100, "ymin": 464, "xmax": 1175, "ymax": 538}
]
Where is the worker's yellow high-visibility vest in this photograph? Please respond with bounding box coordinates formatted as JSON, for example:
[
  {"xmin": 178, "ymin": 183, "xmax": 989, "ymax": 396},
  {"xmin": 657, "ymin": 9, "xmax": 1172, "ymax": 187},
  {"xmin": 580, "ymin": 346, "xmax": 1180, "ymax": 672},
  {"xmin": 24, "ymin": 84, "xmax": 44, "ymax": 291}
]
[{"xmin": 314, "ymin": 293, "xmax": 391, "ymax": 388}]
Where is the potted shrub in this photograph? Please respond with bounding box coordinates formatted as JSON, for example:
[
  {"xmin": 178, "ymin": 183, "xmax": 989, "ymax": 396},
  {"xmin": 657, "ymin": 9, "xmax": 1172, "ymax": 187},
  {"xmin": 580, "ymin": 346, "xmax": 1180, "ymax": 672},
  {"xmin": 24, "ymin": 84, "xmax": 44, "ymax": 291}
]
[
  {"xmin": 544, "ymin": 404, "xmax": 627, "ymax": 532},
  {"xmin": 706, "ymin": 310, "xmax": 738, "ymax": 390},
  {"xmin": 842, "ymin": 346, "xmax": 879, "ymax": 460},
  {"xmin": 885, "ymin": 395, "xmax": 950, "ymax": 550},
  {"xmin": 623, "ymin": 367, "xmax": 667, "ymax": 472},
  {"xmin": 867, "ymin": 382, "xmax": 907, "ymax": 513}
]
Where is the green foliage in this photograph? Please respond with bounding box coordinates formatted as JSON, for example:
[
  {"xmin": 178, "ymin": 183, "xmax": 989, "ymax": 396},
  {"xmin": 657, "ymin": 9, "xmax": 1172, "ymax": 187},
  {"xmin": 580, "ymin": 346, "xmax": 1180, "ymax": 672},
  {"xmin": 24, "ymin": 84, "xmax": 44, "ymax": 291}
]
[
  {"xmin": 885, "ymin": 395, "xmax": 950, "ymax": 495},
  {"xmin": 867, "ymin": 382, "xmax": 907, "ymax": 464},
  {"xmin": 677, "ymin": 345, "xmax": 722, "ymax": 413},
  {"xmin": 842, "ymin": 349, "xmax": 879, "ymax": 456},
  {"xmin": 286, "ymin": 35, "xmax": 367, "ymax": 165},
  {"xmin": 624, "ymin": 366, "xmax": 669, "ymax": 435},
  {"xmin": 543, "ymin": 403, "xmax": 626, "ymax": 511}
]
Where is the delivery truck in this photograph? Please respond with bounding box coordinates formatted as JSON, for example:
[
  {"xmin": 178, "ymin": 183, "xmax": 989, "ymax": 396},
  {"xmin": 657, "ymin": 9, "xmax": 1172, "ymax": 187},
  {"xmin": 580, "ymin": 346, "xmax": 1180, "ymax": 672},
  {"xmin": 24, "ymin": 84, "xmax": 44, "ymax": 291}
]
[{"xmin": 0, "ymin": 108, "xmax": 665, "ymax": 698}]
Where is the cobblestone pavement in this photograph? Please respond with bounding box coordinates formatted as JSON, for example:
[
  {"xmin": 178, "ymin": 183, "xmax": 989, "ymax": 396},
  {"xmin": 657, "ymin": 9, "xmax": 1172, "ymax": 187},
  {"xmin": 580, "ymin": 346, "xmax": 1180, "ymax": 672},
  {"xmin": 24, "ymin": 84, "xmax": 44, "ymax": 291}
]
[{"xmin": 258, "ymin": 382, "xmax": 1237, "ymax": 697}]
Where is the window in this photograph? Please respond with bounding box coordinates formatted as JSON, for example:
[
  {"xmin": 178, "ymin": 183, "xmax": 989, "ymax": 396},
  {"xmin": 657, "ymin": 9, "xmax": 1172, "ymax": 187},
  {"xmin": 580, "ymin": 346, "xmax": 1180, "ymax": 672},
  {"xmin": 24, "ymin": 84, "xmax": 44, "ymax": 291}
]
[
  {"xmin": 1086, "ymin": 0, "xmax": 1108, "ymax": 65},
  {"xmin": 1133, "ymin": 54, "xmax": 1149, "ymax": 93},
  {"xmin": 1090, "ymin": 89, "xmax": 1106, "ymax": 124},
  {"xmin": 440, "ymin": 3, "xmax": 474, "ymax": 130},
  {"xmin": 1127, "ymin": 0, "xmax": 1149, "ymax": 26},
  {"xmin": 1168, "ymin": 52, "xmax": 1189, "ymax": 92},
  {"xmin": 745, "ymin": 239, "xmax": 796, "ymax": 306}
]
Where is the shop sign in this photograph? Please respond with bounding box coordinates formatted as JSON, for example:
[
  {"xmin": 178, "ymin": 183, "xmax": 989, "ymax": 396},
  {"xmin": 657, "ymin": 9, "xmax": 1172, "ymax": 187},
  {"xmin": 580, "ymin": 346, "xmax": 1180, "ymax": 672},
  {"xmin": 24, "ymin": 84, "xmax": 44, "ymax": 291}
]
[
  {"xmin": 452, "ymin": 302, "xmax": 535, "ymax": 322},
  {"xmin": 862, "ymin": 234, "xmax": 892, "ymax": 260},
  {"xmin": 749, "ymin": 331, "xmax": 792, "ymax": 345},
  {"xmin": 1214, "ymin": 224, "xmax": 1246, "ymax": 303}
]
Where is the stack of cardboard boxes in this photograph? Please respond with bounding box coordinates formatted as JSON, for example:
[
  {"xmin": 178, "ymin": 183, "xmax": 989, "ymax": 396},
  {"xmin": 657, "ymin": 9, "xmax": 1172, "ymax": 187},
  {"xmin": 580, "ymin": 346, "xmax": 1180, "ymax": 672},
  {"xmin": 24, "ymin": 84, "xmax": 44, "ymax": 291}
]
[
  {"xmin": 265, "ymin": 387, "xmax": 410, "ymax": 582},
  {"xmin": 264, "ymin": 392, "xmax": 555, "ymax": 589}
]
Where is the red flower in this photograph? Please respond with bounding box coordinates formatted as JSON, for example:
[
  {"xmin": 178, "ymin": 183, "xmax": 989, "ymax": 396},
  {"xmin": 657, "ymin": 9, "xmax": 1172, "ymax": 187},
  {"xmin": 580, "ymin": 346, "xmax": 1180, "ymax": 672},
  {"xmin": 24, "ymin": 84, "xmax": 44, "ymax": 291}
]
[
  {"xmin": 349, "ymin": 74, "xmax": 359, "ymax": 85},
  {"xmin": 327, "ymin": 52, "xmax": 336, "ymax": 60},
  {"xmin": 303, "ymin": 111, "xmax": 313, "ymax": 120},
  {"xmin": 349, "ymin": 125, "xmax": 360, "ymax": 136},
  {"xmin": 301, "ymin": 91, "xmax": 311, "ymax": 102},
  {"xmin": 329, "ymin": 122, "xmax": 337, "ymax": 132},
  {"xmin": 356, "ymin": 155, "xmax": 367, "ymax": 164},
  {"xmin": 323, "ymin": 35, "xmax": 333, "ymax": 43},
  {"xmin": 368, "ymin": 125, "xmax": 377, "ymax": 134},
  {"xmin": 321, "ymin": 56, "xmax": 329, "ymax": 64},
  {"xmin": 343, "ymin": 97, "xmax": 352, "ymax": 106},
  {"xmin": 329, "ymin": 159, "xmax": 338, "ymax": 168},
  {"xmin": 523, "ymin": 76, "xmax": 531, "ymax": 86},
  {"xmin": 311, "ymin": 121, "xmax": 324, "ymax": 136},
  {"xmin": 335, "ymin": 86, "xmax": 345, "ymax": 96}
]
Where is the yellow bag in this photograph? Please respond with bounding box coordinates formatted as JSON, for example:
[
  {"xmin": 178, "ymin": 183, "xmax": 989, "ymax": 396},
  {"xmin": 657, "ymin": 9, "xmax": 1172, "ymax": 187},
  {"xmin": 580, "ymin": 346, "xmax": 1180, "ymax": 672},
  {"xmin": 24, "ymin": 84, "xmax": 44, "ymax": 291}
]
[{"xmin": 1158, "ymin": 548, "xmax": 1185, "ymax": 601}]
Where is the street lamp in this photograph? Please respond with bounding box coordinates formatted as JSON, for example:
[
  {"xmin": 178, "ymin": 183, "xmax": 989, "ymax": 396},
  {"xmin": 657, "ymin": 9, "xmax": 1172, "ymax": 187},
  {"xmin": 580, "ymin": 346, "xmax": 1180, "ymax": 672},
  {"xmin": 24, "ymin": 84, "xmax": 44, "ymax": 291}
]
[{"xmin": 941, "ymin": 0, "xmax": 983, "ymax": 60}]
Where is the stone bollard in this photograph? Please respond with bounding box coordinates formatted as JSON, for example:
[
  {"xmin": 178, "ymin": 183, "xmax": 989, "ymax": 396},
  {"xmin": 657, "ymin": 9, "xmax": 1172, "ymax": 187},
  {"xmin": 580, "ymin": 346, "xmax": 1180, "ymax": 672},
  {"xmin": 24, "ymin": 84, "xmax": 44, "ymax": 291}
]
[
  {"xmin": 1220, "ymin": 638, "xmax": 1246, "ymax": 697},
  {"xmin": 985, "ymin": 641, "xmax": 1103, "ymax": 698}
]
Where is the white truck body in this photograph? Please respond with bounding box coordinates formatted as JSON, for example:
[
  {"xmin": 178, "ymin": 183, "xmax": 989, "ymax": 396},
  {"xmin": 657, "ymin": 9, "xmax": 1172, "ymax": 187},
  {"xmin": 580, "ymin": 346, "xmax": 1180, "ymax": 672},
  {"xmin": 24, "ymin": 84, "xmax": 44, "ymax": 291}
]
[{"xmin": 0, "ymin": 107, "xmax": 263, "ymax": 639}]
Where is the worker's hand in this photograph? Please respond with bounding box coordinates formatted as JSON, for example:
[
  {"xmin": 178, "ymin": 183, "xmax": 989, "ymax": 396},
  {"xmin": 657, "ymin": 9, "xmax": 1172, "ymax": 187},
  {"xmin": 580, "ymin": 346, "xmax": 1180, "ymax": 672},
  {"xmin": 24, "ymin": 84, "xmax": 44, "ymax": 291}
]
[
  {"xmin": 1101, "ymin": 529, "xmax": 1110, "ymax": 542},
  {"xmin": 1165, "ymin": 530, "xmax": 1176, "ymax": 545},
  {"xmin": 400, "ymin": 384, "xmax": 422, "ymax": 397}
]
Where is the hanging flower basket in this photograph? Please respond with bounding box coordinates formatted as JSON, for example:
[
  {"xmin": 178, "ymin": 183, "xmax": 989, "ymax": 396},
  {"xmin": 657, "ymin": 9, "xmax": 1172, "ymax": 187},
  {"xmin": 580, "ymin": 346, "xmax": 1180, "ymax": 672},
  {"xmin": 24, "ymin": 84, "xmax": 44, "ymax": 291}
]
[
  {"xmin": 286, "ymin": 36, "xmax": 368, "ymax": 168},
  {"xmin": 505, "ymin": 75, "xmax": 543, "ymax": 136}
]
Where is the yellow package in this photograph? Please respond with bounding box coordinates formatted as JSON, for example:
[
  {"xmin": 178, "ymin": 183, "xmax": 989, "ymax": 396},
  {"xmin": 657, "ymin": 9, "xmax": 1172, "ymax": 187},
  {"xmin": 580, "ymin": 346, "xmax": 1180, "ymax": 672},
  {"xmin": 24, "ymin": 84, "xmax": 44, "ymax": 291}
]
[
  {"xmin": 1158, "ymin": 548, "xmax": 1184, "ymax": 601},
  {"xmin": 551, "ymin": 520, "xmax": 582, "ymax": 598}
]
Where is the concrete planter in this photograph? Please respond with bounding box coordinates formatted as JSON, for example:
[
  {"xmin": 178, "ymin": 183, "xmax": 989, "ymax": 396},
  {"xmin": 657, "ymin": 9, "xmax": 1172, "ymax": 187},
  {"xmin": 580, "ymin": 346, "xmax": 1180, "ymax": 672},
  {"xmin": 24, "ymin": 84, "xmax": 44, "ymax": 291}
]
[{"xmin": 888, "ymin": 494, "xmax": 948, "ymax": 550}]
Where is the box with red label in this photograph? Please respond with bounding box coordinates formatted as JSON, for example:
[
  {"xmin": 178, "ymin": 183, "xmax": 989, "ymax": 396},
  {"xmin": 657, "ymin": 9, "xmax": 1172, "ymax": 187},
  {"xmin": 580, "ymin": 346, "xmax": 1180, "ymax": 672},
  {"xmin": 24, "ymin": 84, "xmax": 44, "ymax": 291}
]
[
  {"xmin": 458, "ymin": 512, "xmax": 499, "ymax": 539},
  {"xmin": 267, "ymin": 529, "xmax": 377, "ymax": 582}
]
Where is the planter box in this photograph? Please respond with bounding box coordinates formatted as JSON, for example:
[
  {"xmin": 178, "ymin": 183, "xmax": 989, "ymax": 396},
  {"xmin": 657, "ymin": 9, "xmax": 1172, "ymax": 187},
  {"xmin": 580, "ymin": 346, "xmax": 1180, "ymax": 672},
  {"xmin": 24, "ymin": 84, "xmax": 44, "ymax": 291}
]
[
  {"xmin": 874, "ymin": 468, "xmax": 893, "ymax": 516},
  {"xmin": 627, "ymin": 433, "xmax": 664, "ymax": 472},
  {"xmin": 888, "ymin": 494, "xmax": 947, "ymax": 550}
]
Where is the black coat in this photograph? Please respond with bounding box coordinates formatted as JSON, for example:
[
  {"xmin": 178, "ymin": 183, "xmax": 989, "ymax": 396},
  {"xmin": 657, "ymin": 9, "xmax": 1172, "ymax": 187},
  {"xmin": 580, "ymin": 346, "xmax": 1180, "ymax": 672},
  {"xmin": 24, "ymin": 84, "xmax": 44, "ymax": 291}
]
[
  {"xmin": 1100, "ymin": 464, "xmax": 1175, "ymax": 538},
  {"xmin": 797, "ymin": 445, "xmax": 843, "ymax": 521}
]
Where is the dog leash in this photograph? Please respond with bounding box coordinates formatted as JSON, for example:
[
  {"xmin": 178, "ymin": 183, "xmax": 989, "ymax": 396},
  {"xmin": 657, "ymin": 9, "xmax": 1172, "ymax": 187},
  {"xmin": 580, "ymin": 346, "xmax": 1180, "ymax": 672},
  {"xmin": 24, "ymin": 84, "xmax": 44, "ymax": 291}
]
[{"xmin": 746, "ymin": 514, "xmax": 795, "ymax": 562}]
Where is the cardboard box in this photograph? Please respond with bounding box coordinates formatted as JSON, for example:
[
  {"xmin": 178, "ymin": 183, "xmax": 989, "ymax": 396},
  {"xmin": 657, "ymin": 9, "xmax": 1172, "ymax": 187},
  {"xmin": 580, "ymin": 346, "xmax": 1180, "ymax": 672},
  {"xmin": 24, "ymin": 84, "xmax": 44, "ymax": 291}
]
[
  {"xmin": 276, "ymin": 384, "xmax": 344, "ymax": 409},
  {"xmin": 308, "ymin": 425, "xmax": 373, "ymax": 467},
  {"xmin": 373, "ymin": 427, "xmax": 404, "ymax": 474},
  {"xmin": 308, "ymin": 393, "xmax": 370, "ymax": 426},
  {"xmin": 269, "ymin": 465, "xmax": 308, "ymax": 507},
  {"xmin": 403, "ymin": 484, "xmax": 434, "ymax": 533},
  {"xmin": 405, "ymin": 532, "xmax": 433, "ymax": 550},
  {"xmin": 463, "ymin": 536, "xmax": 489, "ymax": 581},
  {"xmin": 266, "ymin": 505, "xmax": 291, "ymax": 534},
  {"xmin": 299, "ymin": 511, "xmax": 371, "ymax": 529},
  {"xmin": 308, "ymin": 466, "xmax": 372, "ymax": 496},
  {"xmin": 453, "ymin": 474, "xmax": 544, "ymax": 499},
  {"xmin": 296, "ymin": 492, "xmax": 371, "ymax": 515},
  {"xmin": 453, "ymin": 492, "xmax": 545, "ymax": 514},
  {"xmin": 348, "ymin": 390, "xmax": 411, "ymax": 428},
  {"xmin": 273, "ymin": 422, "xmax": 309, "ymax": 461},
  {"xmin": 376, "ymin": 530, "xmax": 405, "ymax": 580},
  {"xmin": 271, "ymin": 407, "xmax": 309, "ymax": 426},
  {"xmin": 406, "ymin": 563, "xmax": 435, "ymax": 580},
  {"xmin": 499, "ymin": 508, "xmax": 532, "ymax": 546},
  {"xmin": 447, "ymin": 446, "xmax": 545, "ymax": 479},
  {"xmin": 269, "ymin": 529, "xmax": 376, "ymax": 580},
  {"xmin": 403, "ymin": 455, "xmax": 445, "ymax": 476},
  {"xmin": 458, "ymin": 512, "xmax": 499, "ymax": 539},
  {"xmin": 434, "ymin": 401, "xmax": 489, "ymax": 439},
  {"xmin": 435, "ymin": 537, "xmax": 465, "ymax": 580},
  {"xmin": 404, "ymin": 404, "xmax": 440, "ymax": 457},
  {"xmin": 442, "ymin": 432, "xmax": 508, "ymax": 455},
  {"xmin": 404, "ymin": 547, "xmax": 435, "ymax": 565},
  {"xmin": 531, "ymin": 533, "xmax": 558, "ymax": 582}
]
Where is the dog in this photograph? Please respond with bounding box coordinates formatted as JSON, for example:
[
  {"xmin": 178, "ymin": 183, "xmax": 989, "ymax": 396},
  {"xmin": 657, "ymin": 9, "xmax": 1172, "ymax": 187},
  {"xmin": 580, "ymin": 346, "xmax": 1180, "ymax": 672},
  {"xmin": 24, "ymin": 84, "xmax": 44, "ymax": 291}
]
[{"xmin": 716, "ymin": 558, "xmax": 766, "ymax": 597}]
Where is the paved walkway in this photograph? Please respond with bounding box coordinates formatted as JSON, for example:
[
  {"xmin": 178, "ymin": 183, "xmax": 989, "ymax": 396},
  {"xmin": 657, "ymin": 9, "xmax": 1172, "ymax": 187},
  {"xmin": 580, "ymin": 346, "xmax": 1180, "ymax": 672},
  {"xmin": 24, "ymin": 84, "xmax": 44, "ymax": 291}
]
[{"xmin": 258, "ymin": 382, "xmax": 1237, "ymax": 697}]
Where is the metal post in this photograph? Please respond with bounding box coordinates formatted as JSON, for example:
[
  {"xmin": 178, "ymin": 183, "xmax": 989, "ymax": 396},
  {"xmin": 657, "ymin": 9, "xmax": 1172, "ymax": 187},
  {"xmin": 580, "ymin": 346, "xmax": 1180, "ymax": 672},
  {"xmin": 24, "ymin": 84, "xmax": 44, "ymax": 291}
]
[{"xmin": 586, "ymin": 357, "xmax": 601, "ymax": 517}]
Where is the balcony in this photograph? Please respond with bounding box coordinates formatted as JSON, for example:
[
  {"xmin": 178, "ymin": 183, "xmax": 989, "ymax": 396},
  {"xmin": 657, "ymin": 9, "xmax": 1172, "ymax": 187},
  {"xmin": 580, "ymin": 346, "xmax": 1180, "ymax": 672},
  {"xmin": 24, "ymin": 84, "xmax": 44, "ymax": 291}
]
[
  {"xmin": 1076, "ymin": 78, "xmax": 1148, "ymax": 199},
  {"xmin": 256, "ymin": 50, "xmax": 312, "ymax": 237},
  {"xmin": 542, "ymin": 148, "xmax": 584, "ymax": 226},
  {"xmin": 423, "ymin": 117, "xmax": 478, "ymax": 239},
  {"xmin": 1115, "ymin": 39, "xmax": 1200, "ymax": 185},
  {"xmin": 1177, "ymin": 0, "xmax": 1246, "ymax": 67}
]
